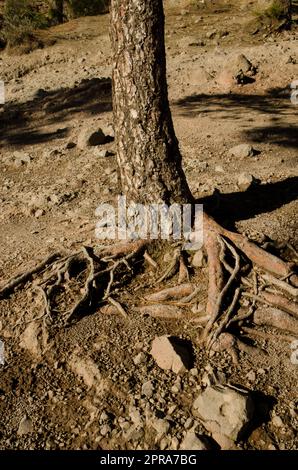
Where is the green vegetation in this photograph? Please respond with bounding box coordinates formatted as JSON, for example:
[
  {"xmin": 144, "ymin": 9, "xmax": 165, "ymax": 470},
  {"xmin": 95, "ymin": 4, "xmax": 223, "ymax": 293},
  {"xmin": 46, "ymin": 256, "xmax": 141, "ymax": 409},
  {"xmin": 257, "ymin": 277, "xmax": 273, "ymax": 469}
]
[
  {"xmin": 1, "ymin": 0, "xmax": 48, "ymax": 47},
  {"xmin": 0, "ymin": 0, "xmax": 110, "ymax": 48},
  {"xmin": 68, "ymin": 0, "xmax": 109, "ymax": 18}
]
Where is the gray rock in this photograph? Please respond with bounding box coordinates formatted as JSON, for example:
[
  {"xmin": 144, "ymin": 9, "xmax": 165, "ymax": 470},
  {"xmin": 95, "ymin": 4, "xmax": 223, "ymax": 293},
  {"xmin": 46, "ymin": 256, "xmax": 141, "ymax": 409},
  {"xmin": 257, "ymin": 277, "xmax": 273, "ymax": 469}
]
[
  {"xmin": 193, "ymin": 385, "xmax": 254, "ymax": 442},
  {"xmin": 237, "ymin": 173, "xmax": 255, "ymax": 191},
  {"xmin": 93, "ymin": 148, "xmax": 109, "ymax": 158},
  {"xmin": 129, "ymin": 407, "xmax": 143, "ymax": 427},
  {"xmin": 234, "ymin": 54, "xmax": 253, "ymax": 75},
  {"xmin": 180, "ymin": 431, "xmax": 210, "ymax": 450},
  {"xmin": 77, "ymin": 127, "xmax": 106, "ymax": 149},
  {"xmin": 150, "ymin": 418, "xmax": 170, "ymax": 440},
  {"xmin": 215, "ymin": 165, "xmax": 225, "ymax": 173},
  {"xmin": 99, "ymin": 411, "xmax": 109, "ymax": 423},
  {"xmin": 100, "ymin": 424, "xmax": 111, "ymax": 436},
  {"xmin": 17, "ymin": 415, "xmax": 33, "ymax": 436},
  {"xmin": 150, "ymin": 335, "xmax": 192, "ymax": 374},
  {"xmin": 272, "ymin": 415, "xmax": 283, "ymax": 428},
  {"xmin": 246, "ymin": 370, "xmax": 256, "ymax": 382},
  {"xmin": 133, "ymin": 352, "xmax": 146, "ymax": 365},
  {"xmin": 34, "ymin": 209, "xmax": 45, "ymax": 218},
  {"xmin": 171, "ymin": 436, "xmax": 179, "ymax": 450},
  {"xmin": 142, "ymin": 380, "xmax": 154, "ymax": 398},
  {"xmin": 192, "ymin": 249, "xmax": 206, "ymax": 268},
  {"xmin": 228, "ymin": 144, "xmax": 255, "ymax": 159},
  {"xmin": 13, "ymin": 150, "xmax": 32, "ymax": 165},
  {"xmin": 184, "ymin": 418, "xmax": 194, "ymax": 430},
  {"xmin": 190, "ymin": 368, "xmax": 199, "ymax": 377}
]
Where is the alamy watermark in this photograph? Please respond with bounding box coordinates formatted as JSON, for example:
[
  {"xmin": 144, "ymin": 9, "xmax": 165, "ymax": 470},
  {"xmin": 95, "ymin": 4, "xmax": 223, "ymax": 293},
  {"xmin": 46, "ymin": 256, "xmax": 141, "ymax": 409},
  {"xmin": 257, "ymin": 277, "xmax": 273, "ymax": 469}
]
[
  {"xmin": 95, "ymin": 196, "xmax": 203, "ymax": 250},
  {"xmin": 290, "ymin": 80, "xmax": 298, "ymax": 105}
]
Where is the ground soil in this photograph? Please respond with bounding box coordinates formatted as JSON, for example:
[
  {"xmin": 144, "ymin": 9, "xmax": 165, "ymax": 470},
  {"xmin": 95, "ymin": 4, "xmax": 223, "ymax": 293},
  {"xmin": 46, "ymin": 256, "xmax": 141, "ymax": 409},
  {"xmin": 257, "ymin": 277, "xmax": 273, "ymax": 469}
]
[{"xmin": 0, "ymin": 0, "xmax": 297, "ymax": 450}]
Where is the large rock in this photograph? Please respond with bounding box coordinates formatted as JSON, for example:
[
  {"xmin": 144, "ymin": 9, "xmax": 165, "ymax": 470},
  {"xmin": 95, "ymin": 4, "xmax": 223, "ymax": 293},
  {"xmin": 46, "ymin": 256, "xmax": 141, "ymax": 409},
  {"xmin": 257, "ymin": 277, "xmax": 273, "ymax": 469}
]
[
  {"xmin": 193, "ymin": 385, "xmax": 254, "ymax": 443},
  {"xmin": 150, "ymin": 335, "xmax": 193, "ymax": 374}
]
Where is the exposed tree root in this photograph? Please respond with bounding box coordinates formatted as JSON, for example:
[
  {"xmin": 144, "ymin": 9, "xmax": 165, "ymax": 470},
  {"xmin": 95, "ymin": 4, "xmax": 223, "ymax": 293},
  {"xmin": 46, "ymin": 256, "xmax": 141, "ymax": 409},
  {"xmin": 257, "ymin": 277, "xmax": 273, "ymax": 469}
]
[
  {"xmin": 1, "ymin": 213, "xmax": 297, "ymax": 348},
  {"xmin": 201, "ymin": 213, "xmax": 297, "ymax": 348},
  {"xmin": 0, "ymin": 252, "xmax": 61, "ymax": 299}
]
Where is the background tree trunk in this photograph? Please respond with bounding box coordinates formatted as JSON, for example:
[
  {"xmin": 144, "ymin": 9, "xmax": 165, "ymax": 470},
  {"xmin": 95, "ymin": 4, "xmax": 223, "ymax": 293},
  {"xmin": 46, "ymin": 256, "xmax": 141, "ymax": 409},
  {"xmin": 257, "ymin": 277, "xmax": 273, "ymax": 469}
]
[{"xmin": 110, "ymin": 0, "xmax": 192, "ymax": 205}]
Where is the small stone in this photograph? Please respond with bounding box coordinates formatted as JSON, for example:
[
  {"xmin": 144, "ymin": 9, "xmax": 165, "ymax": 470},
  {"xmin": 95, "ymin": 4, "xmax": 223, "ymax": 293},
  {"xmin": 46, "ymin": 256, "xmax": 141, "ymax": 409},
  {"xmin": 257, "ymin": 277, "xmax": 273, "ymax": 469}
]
[
  {"xmin": 133, "ymin": 352, "xmax": 146, "ymax": 365},
  {"xmin": 93, "ymin": 148, "xmax": 109, "ymax": 158},
  {"xmin": 228, "ymin": 144, "xmax": 255, "ymax": 159},
  {"xmin": 192, "ymin": 249, "xmax": 206, "ymax": 268},
  {"xmin": 160, "ymin": 437, "xmax": 168, "ymax": 450},
  {"xmin": 180, "ymin": 431, "xmax": 210, "ymax": 450},
  {"xmin": 171, "ymin": 384, "xmax": 180, "ymax": 394},
  {"xmin": 141, "ymin": 380, "xmax": 154, "ymax": 398},
  {"xmin": 150, "ymin": 335, "xmax": 193, "ymax": 374},
  {"xmin": 237, "ymin": 173, "xmax": 255, "ymax": 191},
  {"xmin": 150, "ymin": 418, "xmax": 170, "ymax": 440},
  {"xmin": 234, "ymin": 54, "xmax": 253, "ymax": 75},
  {"xmin": 171, "ymin": 436, "xmax": 179, "ymax": 450},
  {"xmin": 34, "ymin": 209, "xmax": 45, "ymax": 218},
  {"xmin": 196, "ymin": 161, "xmax": 208, "ymax": 171},
  {"xmin": 13, "ymin": 150, "xmax": 32, "ymax": 165},
  {"xmin": 215, "ymin": 165, "xmax": 224, "ymax": 173},
  {"xmin": 190, "ymin": 368, "xmax": 199, "ymax": 377},
  {"xmin": 168, "ymin": 404, "xmax": 177, "ymax": 415},
  {"xmin": 17, "ymin": 415, "xmax": 33, "ymax": 436},
  {"xmin": 100, "ymin": 424, "xmax": 111, "ymax": 436},
  {"xmin": 77, "ymin": 127, "xmax": 106, "ymax": 149},
  {"xmin": 246, "ymin": 370, "xmax": 256, "ymax": 382},
  {"xmin": 66, "ymin": 141, "xmax": 76, "ymax": 150},
  {"xmin": 272, "ymin": 415, "xmax": 283, "ymax": 428},
  {"xmin": 99, "ymin": 411, "xmax": 109, "ymax": 423},
  {"xmin": 129, "ymin": 407, "xmax": 143, "ymax": 427},
  {"xmin": 184, "ymin": 417, "xmax": 193, "ymax": 430}
]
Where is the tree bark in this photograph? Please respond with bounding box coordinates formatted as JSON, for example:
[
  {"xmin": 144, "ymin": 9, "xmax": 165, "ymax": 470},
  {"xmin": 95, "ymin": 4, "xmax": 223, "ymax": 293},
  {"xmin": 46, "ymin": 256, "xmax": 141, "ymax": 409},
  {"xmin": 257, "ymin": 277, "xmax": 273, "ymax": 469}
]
[{"xmin": 110, "ymin": 0, "xmax": 192, "ymax": 205}]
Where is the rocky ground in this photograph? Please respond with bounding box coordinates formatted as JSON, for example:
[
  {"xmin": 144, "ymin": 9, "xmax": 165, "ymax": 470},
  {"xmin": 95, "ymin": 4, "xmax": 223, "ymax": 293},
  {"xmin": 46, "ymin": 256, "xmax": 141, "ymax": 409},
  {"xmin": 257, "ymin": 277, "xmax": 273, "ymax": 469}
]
[{"xmin": 0, "ymin": 1, "xmax": 297, "ymax": 451}]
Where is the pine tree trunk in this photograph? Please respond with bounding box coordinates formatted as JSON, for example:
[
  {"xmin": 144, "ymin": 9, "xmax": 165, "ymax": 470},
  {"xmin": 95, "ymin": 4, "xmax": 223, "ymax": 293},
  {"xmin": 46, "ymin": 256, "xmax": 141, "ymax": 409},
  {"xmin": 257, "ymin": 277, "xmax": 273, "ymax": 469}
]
[{"xmin": 110, "ymin": 0, "xmax": 192, "ymax": 205}]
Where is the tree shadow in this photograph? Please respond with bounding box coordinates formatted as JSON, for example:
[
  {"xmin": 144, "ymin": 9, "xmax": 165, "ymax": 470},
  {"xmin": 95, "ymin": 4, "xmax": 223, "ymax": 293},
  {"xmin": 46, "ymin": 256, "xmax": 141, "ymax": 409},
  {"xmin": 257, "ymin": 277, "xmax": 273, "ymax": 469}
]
[
  {"xmin": 0, "ymin": 77, "xmax": 112, "ymax": 148},
  {"xmin": 199, "ymin": 176, "xmax": 298, "ymax": 229},
  {"xmin": 175, "ymin": 88, "xmax": 298, "ymax": 149}
]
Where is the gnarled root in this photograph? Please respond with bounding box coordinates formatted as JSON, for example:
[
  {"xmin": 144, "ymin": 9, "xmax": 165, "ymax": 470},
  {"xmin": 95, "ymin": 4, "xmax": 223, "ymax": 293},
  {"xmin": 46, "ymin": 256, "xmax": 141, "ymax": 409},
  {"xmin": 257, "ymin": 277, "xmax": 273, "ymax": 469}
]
[{"xmin": 202, "ymin": 213, "xmax": 297, "ymax": 348}]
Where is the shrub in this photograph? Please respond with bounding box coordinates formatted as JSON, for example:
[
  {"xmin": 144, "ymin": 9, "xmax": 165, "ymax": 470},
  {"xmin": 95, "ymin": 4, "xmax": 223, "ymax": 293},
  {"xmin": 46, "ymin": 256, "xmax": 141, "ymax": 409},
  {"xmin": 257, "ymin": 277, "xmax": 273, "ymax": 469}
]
[
  {"xmin": 1, "ymin": 0, "xmax": 49, "ymax": 47},
  {"xmin": 68, "ymin": 0, "xmax": 110, "ymax": 18}
]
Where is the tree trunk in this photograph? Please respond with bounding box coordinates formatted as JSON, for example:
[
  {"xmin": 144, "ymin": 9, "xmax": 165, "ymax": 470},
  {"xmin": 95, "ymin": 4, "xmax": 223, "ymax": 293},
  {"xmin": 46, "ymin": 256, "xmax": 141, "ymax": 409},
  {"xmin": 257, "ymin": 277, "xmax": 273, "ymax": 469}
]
[
  {"xmin": 49, "ymin": 0, "xmax": 65, "ymax": 23},
  {"xmin": 110, "ymin": 0, "xmax": 192, "ymax": 205}
]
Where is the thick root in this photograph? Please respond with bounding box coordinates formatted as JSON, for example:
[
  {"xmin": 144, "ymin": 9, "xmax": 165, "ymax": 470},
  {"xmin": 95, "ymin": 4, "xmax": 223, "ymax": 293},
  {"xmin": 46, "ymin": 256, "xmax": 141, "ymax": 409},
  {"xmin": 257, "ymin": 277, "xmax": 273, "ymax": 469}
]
[{"xmin": 202, "ymin": 213, "xmax": 297, "ymax": 347}]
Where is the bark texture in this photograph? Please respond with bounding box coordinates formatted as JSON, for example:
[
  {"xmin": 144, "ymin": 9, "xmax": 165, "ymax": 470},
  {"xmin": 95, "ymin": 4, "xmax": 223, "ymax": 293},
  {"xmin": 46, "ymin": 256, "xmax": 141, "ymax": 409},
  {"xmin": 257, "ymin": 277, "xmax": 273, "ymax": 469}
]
[{"xmin": 110, "ymin": 0, "xmax": 192, "ymax": 205}]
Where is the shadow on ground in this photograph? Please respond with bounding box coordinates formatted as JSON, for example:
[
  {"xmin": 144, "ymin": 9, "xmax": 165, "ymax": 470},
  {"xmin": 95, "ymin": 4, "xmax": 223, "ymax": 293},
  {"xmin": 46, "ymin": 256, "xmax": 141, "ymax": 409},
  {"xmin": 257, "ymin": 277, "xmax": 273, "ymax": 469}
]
[
  {"xmin": 0, "ymin": 77, "xmax": 112, "ymax": 148},
  {"xmin": 175, "ymin": 89, "xmax": 298, "ymax": 149},
  {"xmin": 200, "ymin": 176, "xmax": 298, "ymax": 228}
]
